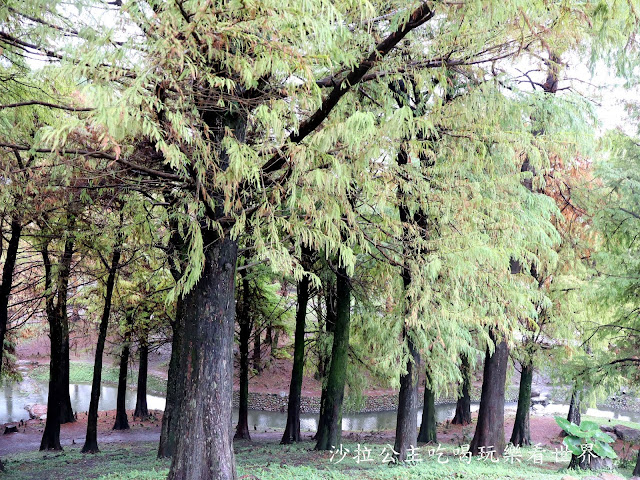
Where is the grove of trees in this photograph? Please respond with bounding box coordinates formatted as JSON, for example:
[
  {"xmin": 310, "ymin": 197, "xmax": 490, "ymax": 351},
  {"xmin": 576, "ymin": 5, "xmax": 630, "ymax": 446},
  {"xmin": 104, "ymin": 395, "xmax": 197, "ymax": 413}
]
[{"xmin": 1, "ymin": 1, "xmax": 640, "ymax": 479}]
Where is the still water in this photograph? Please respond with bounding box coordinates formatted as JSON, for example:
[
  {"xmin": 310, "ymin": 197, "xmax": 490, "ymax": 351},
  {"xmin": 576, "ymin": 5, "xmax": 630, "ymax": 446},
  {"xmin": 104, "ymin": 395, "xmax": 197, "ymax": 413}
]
[
  {"xmin": 2, "ymin": 378, "xmax": 640, "ymax": 429},
  {"xmin": 0, "ymin": 377, "xmax": 164, "ymax": 423}
]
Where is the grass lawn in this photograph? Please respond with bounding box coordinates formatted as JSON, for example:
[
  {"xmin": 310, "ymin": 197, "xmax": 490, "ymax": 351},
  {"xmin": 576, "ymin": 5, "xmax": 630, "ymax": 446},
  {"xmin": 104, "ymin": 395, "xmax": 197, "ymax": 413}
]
[{"xmin": 1, "ymin": 440, "xmax": 634, "ymax": 480}]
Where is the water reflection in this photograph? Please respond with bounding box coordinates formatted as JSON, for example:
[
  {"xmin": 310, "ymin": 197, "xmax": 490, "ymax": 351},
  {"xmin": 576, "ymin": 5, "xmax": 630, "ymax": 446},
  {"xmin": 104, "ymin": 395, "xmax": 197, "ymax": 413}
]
[
  {"xmin": 0, "ymin": 378, "xmax": 164, "ymax": 423},
  {"xmin": 2, "ymin": 378, "xmax": 640, "ymax": 429},
  {"xmin": 236, "ymin": 403, "xmax": 481, "ymax": 432}
]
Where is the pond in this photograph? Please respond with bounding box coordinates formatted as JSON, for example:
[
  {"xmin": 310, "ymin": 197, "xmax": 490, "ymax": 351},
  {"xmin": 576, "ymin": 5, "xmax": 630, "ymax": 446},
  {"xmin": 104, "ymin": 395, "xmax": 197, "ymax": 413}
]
[
  {"xmin": 0, "ymin": 377, "xmax": 165, "ymax": 424},
  {"xmin": 2, "ymin": 377, "xmax": 640, "ymax": 429}
]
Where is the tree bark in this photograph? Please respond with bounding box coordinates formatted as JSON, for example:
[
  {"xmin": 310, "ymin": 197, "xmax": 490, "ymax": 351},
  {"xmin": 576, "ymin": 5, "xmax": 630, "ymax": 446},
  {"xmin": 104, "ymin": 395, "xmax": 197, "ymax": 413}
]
[
  {"xmin": 60, "ymin": 335, "xmax": 74, "ymax": 424},
  {"xmin": 167, "ymin": 233, "xmax": 238, "ymax": 480},
  {"xmin": 510, "ymin": 360, "xmax": 533, "ymax": 446},
  {"xmin": 40, "ymin": 231, "xmax": 75, "ymax": 450},
  {"xmin": 265, "ymin": 325, "xmax": 272, "ymax": 346},
  {"xmin": 0, "ymin": 218, "xmax": 21, "ymax": 374},
  {"xmin": 82, "ymin": 235, "xmax": 122, "ymax": 453},
  {"xmin": 315, "ymin": 267, "xmax": 350, "ymax": 451},
  {"xmin": 57, "ymin": 228, "xmax": 75, "ymax": 425},
  {"xmin": 394, "ymin": 331, "xmax": 420, "ymax": 459},
  {"xmin": 158, "ymin": 297, "xmax": 184, "ymax": 458},
  {"xmin": 234, "ymin": 270, "xmax": 251, "ymax": 441},
  {"xmin": 272, "ymin": 329, "xmax": 279, "ymax": 357},
  {"xmin": 393, "ymin": 140, "xmax": 424, "ymax": 460},
  {"xmin": 417, "ymin": 370, "xmax": 437, "ymax": 444},
  {"xmin": 567, "ymin": 387, "xmax": 581, "ymax": 425},
  {"xmin": 40, "ymin": 281, "xmax": 63, "ymax": 451},
  {"xmin": 633, "ymin": 449, "xmax": 640, "ymax": 476},
  {"xmin": 113, "ymin": 312, "xmax": 133, "ymax": 430},
  {"xmin": 470, "ymin": 332, "xmax": 509, "ymax": 456},
  {"xmin": 281, "ymin": 271, "xmax": 310, "ymax": 444},
  {"xmin": 452, "ymin": 353, "xmax": 472, "ymax": 425},
  {"xmin": 252, "ymin": 328, "xmax": 261, "ymax": 373},
  {"xmin": 134, "ymin": 332, "xmax": 149, "ymax": 419}
]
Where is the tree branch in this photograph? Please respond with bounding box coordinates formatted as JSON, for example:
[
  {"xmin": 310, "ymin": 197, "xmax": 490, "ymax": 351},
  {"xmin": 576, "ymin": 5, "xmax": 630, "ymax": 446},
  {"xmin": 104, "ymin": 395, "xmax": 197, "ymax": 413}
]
[
  {"xmin": 0, "ymin": 100, "xmax": 93, "ymax": 112},
  {"xmin": 260, "ymin": 2, "xmax": 436, "ymax": 176},
  {"xmin": 0, "ymin": 142, "xmax": 189, "ymax": 183}
]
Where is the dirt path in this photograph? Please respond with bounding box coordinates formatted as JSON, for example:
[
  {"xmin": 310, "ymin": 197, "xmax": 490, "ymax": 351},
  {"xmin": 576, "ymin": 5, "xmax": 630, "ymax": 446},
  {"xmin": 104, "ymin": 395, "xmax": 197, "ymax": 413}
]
[
  {"xmin": 0, "ymin": 409, "xmax": 572, "ymax": 457},
  {"xmin": 0, "ymin": 409, "xmax": 162, "ymax": 456}
]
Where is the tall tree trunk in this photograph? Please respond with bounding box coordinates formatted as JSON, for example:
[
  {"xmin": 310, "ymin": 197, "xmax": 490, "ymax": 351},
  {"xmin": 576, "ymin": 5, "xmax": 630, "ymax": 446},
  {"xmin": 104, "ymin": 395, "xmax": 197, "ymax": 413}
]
[
  {"xmin": 40, "ymin": 318, "xmax": 63, "ymax": 450},
  {"xmin": 59, "ymin": 335, "xmax": 74, "ymax": 424},
  {"xmin": 281, "ymin": 271, "xmax": 310, "ymax": 444},
  {"xmin": 567, "ymin": 387, "xmax": 581, "ymax": 425},
  {"xmin": 265, "ymin": 325, "xmax": 272, "ymax": 346},
  {"xmin": 134, "ymin": 332, "xmax": 149, "ymax": 419},
  {"xmin": 0, "ymin": 217, "xmax": 21, "ymax": 470},
  {"xmin": 57, "ymin": 227, "xmax": 75, "ymax": 425},
  {"xmin": 394, "ymin": 331, "xmax": 420, "ymax": 459},
  {"xmin": 315, "ymin": 267, "xmax": 350, "ymax": 451},
  {"xmin": 452, "ymin": 353, "xmax": 472, "ymax": 425},
  {"xmin": 113, "ymin": 312, "xmax": 133, "ymax": 430},
  {"xmin": 417, "ymin": 370, "xmax": 437, "ymax": 444},
  {"xmin": 393, "ymin": 140, "xmax": 422, "ymax": 460},
  {"xmin": 40, "ymin": 232, "xmax": 74, "ymax": 451},
  {"xmin": 82, "ymin": 235, "xmax": 122, "ymax": 453},
  {"xmin": 510, "ymin": 360, "xmax": 533, "ymax": 446},
  {"xmin": 167, "ymin": 234, "xmax": 238, "ymax": 480},
  {"xmin": 0, "ymin": 218, "xmax": 21, "ymax": 374},
  {"xmin": 158, "ymin": 297, "xmax": 184, "ymax": 458},
  {"xmin": 234, "ymin": 270, "xmax": 251, "ymax": 440},
  {"xmin": 313, "ymin": 280, "xmax": 336, "ymax": 441},
  {"xmin": 252, "ymin": 328, "xmax": 261, "ymax": 373},
  {"xmin": 470, "ymin": 333, "xmax": 509, "ymax": 456},
  {"xmin": 271, "ymin": 329, "xmax": 279, "ymax": 357}
]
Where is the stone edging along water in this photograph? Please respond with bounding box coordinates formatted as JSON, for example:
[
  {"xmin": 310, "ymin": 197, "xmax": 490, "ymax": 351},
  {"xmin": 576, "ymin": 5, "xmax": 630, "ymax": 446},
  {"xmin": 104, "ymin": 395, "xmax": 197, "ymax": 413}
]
[{"xmin": 232, "ymin": 388, "xmax": 521, "ymax": 415}]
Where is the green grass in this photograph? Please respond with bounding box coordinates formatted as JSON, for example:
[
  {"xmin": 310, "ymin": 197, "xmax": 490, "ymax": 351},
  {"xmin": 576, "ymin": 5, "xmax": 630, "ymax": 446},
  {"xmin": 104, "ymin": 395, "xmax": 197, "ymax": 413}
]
[
  {"xmin": 2, "ymin": 443, "xmax": 168, "ymax": 480},
  {"xmin": 581, "ymin": 414, "xmax": 640, "ymax": 430},
  {"xmin": 29, "ymin": 362, "xmax": 167, "ymax": 395},
  {"xmin": 1, "ymin": 440, "xmax": 633, "ymax": 480}
]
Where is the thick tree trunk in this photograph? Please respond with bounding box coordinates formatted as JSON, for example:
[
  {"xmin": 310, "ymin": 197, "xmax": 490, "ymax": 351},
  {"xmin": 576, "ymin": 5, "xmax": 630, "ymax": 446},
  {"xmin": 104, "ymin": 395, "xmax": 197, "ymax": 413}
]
[
  {"xmin": 56, "ymin": 230, "xmax": 75, "ymax": 425},
  {"xmin": 59, "ymin": 337, "xmax": 74, "ymax": 424},
  {"xmin": 470, "ymin": 333, "xmax": 509, "ymax": 456},
  {"xmin": 417, "ymin": 371, "xmax": 437, "ymax": 444},
  {"xmin": 567, "ymin": 387, "xmax": 581, "ymax": 425},
  {"xmin": 158, "ymin": 297, "xmax": 184, "ymax": 458},
  {"xmin": 82, "ymin": 238, "xmax": 121, "ymax": 453},
  {"xmin": 113, "ymin": 312, "xmax": 133, "ymax": 430},
  {"xmin": 40, "ymin": 236, "xmax": 74, "ymax": 451},
  {"xmin": 272, "ymin": 329, "xmax": 279, "ymax": 357},
  {"xmin": 510, "ymin": 360, "xmax": 533, "ymax": 446},
  {"xmin": 234, "ymin": 271, "xmax": 251, "ymax": 441},
  {"xmin": 315, "ymin": 267, "xmax": 350, "ymax": 451},
  {"xmin": 394, "ymin": 332, "xmax": 420, "ymax": 459},
  {"xmin": 265, "ymin": 325, "xmax": 272, "ymax": 346},
  {"xmin": 40, "ymin": 307, "xmax": 64, "ymax": 451},
  {"xmin": 0, "ymin": 217, "xmax": 20, "ymax": 471},
  {"xmin": 313, "ymin": 281, "xmax": 337, "ymax": 441},
  {"xmin": 452, "ymin": 354, "xmax": 472, "ymax": 425},
  {"xmin": 134, "ymin": 333, "xmax": 149, "ymax": 419},
  {"xmin": 252, "ymin": 328, "xmax": 261, "ymax": 373},
  {"xmin": 167, "ymin": 235, "xmax": 238, "ymax": 480},
  {"xmin": 281, "ymin": 272, "xmax": 310, "ymax": 444},
  {"xmin": 393, "ymin": 141, "xmax": 423, "ymax": 460},
  {"xmin": 0, "ymin": 218, "xmax": 21, "ymax": 373}
]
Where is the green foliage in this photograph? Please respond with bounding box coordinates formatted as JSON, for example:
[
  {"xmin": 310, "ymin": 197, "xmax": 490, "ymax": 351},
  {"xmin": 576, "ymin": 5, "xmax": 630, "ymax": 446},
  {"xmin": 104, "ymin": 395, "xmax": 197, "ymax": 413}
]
[{"xmin": 555, "ymin": 416, "xmax": 617, "ymax": 460}]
